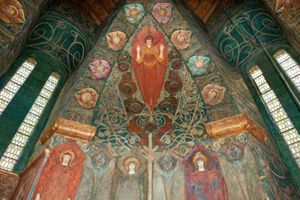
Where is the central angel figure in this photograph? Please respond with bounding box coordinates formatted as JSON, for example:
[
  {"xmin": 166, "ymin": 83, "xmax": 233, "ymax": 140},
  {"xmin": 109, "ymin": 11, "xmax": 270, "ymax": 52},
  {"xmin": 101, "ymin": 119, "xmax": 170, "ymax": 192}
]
[{"xmin": 132, "ymin": 25, "xmax": 168, "ymax": 112}]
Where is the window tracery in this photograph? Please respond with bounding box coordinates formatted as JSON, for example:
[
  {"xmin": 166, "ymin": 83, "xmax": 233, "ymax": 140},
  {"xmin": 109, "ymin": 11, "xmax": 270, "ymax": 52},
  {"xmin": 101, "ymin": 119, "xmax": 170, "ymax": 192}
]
[
  {"xmin": 250, "ymin": 65, "xmax": 300, "ymax": 166},
  {"xmin": 0, "ymin": 72, "xmax": 60, "ymax": 171},
  {"xmin": 274, "ymin": 50, "xmax": 300, "ymax": 91},
  {"xmin": 0, "ymin": 58, "xmax": 37, "ymax": 116}
]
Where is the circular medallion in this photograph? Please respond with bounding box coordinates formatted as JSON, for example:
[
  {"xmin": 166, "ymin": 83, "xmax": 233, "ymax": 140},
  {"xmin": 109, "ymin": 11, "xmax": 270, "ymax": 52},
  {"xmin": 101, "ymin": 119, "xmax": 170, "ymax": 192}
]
[
  {"xmin": 118, "ymin": 61, "xmax": 130, "ymax": 72},
  {"xmin": 171, "ymin": 59, "xmax": 182, "ymax": 70},
  {"xmin": 125, "ymin": 98, "xmax": 144, "ymax": 114}
]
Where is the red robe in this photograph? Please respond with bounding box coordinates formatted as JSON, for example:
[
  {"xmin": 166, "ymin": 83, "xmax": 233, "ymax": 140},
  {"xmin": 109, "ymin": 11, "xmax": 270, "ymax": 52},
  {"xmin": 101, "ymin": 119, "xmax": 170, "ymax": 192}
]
[
  {"xmin": 186, "ymin": 169, "xmax": 227, "ymax": 200},
  {"xmin": 184, "ymin": 146, "xmax": 228, "ymax": 200},
  {"xmin": 132, "ymin": 25, "xmax": 168, "ymax": 111},
  {"xmin": 33, "ymin": 141, "xmax": 85, "ymax": 200},
  {"xmin": 12, "ymin": 150, "xmax": 46, "ymax": 200}
]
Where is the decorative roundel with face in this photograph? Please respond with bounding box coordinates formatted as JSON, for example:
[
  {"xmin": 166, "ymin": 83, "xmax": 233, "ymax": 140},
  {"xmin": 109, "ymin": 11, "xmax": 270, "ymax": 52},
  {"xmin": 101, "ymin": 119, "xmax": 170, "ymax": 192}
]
[
  {"xmin": 225, "ymin": 145, "xmax": 243, "ymax": 163},
  {"xmin": 92, "ymin": 153, "xmax": 109, "ymax": 170},
  {"xmin": 159, "ymin": 155, "xmax": 176, "ymax": 172}
]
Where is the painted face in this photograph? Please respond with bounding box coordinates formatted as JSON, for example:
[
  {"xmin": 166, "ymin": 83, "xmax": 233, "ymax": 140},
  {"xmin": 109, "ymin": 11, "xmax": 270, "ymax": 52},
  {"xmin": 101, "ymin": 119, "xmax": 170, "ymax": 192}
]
[
  {"xmin": 146, "ymin": 39, "xmax": 152, "ymax": 48},
  {"xmin": 196, "ymin": 159, "xmax": 204, "ymax": 169},
  {"xmin": 160, "ymin": 156, "xmax": 176, "ymax": 172},
  {"xmin": 225, "ymin": 145, "xmax": 243, "ymax": 162},
  {"xmin": 128, "ymin": 162, "xmax": 136, "ymax": 174},
  {"xmin": 96, "ymin": 156, "xmax": 105, "ymax": 167},
  {"xmin": 62, "ymin": 153, "xmax": 72, "ymax": 166}
]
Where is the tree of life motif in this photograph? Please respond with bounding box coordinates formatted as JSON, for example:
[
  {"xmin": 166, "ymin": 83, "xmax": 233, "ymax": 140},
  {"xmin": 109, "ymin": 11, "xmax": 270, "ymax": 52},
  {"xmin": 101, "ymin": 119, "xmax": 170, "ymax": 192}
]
[{"xmin": 95, "ymin": 22, "xmax": 207, "ymax": 200}]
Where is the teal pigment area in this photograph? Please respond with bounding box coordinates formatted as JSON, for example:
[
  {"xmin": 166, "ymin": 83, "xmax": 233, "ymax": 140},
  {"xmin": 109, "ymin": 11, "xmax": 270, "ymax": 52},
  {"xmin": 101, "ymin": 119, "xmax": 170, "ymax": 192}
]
[
  {"xmin": 212, "ymin": 2, "xmax": 300, "ymax": 188},
  {"xmin": 0, "ymin": 2, "xmax": 93, "ymax": 173}
]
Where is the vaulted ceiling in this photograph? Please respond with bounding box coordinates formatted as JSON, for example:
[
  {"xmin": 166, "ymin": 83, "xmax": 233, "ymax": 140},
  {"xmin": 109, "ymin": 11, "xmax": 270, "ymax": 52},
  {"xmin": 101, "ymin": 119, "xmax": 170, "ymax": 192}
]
[
  {"xmin": 185, "ymin": 0, "xmax": 234, "ymax": 22},
  {"xmin": 66, "ymin": 0, "xmax": 120, "ymax": 25},
  {"xmin": 66, "ymin": 0, "xmax": 240, "ymax": 25}
]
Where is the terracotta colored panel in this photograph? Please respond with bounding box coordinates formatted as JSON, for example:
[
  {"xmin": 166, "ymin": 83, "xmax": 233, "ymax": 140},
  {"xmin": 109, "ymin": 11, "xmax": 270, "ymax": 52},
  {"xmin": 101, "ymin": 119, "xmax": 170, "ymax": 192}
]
[
  {"xmin": 40, "ymin": 117, "xmax": 96, "ymax": 144},
  {"xmin": 205, "ymin": 113, "xmax": 267, "ymax": 142}
]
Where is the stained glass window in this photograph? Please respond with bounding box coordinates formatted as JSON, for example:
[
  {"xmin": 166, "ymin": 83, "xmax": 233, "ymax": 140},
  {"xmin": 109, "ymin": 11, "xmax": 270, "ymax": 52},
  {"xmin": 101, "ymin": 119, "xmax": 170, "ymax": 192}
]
[
  {"xmin": 0, "ymin": 58, "xmax": 37, "ymax": 116},
  {"xmin": 274, "ymin": 50, "xmax": 300, "ymax": 90},
  {"xmin": 0, "ymin": 72, "xmax": 60, "ymax": 171},
  {"xmin": 250, "ymin": 66, "xmax": 300, "ymax": 166}
]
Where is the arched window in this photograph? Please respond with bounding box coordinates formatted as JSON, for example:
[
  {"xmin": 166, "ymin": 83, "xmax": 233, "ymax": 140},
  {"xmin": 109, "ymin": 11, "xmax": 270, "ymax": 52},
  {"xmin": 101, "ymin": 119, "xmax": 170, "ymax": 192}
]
[
  {"xmin": 0, "ymin": 58, "xmax": 37, "ymax": 116},
  {"xmin": 249, "ymin": 65, "xmax": 300, "ymax": 166},
  {"xmin": 0, "ymin": 72, "xmax": 61, "ymax": 171},
  {"xmin": 274, "ymin": 49, "xmax": 300, "ymax": 91}
]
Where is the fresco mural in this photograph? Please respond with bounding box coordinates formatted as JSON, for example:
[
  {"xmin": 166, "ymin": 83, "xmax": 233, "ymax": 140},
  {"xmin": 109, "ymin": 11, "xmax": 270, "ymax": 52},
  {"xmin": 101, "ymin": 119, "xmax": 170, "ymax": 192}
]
[
  {"xmin": 33, "ymin": 141, "xmax": 85, "ymax": 200},
  {"xmin": 263, "ymin": 0, "xmax": 300, "ymax": 45},
  {"xmin": 0, "ymin": 0, "xmax": 49, "ymax": 75},
  {"xmin": 184, "ymin": 146, "xmax": 227, "ymax": 200},
  {"xmin": 274, "ymin": 0, "xmax": 300, "ymax": 12},
  {"xmin": 25, "ymin": 2, "xmax": 93, "ymax": 73},
  {"xmin": 212, "ymin": 3, "xmax": 284, "ymax": 70},
  {"xmin": 153, "ymin": 154, "xmax": 185, "ymax": 200},
  {"xmin": 10, "ymin": 0, "xmax": 300, "ymax": 200},
  {"xmin": 12, "ymin": 149, "xmax": 50, "ymax": 200},
  {"xmin": 131, "ymin": 24, "xmax": 168, "ymax": 111},
  {"xmin": 0, "ymin": 0, "xmax": 25, "ymax": 24},
  {"xmin": 0, "ymin": 0, "xmax": 96, "ymax": 173}
]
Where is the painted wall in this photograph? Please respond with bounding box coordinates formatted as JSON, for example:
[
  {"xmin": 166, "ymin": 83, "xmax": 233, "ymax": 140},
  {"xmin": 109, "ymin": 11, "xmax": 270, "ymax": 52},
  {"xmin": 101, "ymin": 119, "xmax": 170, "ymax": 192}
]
[
  {"xmin": 19, "ymin": 0, "xmax": 298, "ymax": 199},
  {"xmin": 0, "ymin": 1, "xmax": 94, "ymax": 173},
  {"xmin": 262, "ymin": 0, "xmax": 300, "ymax": 50},
  {"xmin": 210, "ymin": 1, "xmax": 300, "ymax": 187},
  {"xmin": 0, "ymin": 0, "xmax": 50, "ymax": 76}
]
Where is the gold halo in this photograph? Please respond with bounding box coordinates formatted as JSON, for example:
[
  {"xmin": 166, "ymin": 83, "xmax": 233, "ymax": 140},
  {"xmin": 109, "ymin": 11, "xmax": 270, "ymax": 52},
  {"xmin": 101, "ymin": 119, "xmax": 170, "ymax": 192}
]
[
  {"xmin": 124, "ymin": 157, "xmax": 140, "ymax": 171},
  {"xmin": 192, "ymin": 152, "xmax": 208, "ymax": 167},
  {"xmin": 59, "ymin": 150, "xmax": 75, "ymax": 164}
]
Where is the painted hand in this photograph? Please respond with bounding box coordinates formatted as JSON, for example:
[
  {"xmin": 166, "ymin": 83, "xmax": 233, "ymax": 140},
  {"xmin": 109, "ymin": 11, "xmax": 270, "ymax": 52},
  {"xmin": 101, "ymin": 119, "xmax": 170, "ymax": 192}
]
[
  {"xmin": 137, "ymin": 45, "xmax": 141, "ymax": 53},
  {"xmin": 136, "ymin": 45, "xmax": 141, "ymax": 62},
  {"xmin": 35, "ymin": 193, "xmax": 41, "ymax": 200},
  {"xmin": 159, "ymin": 44, "xmax": 164, "ymax": 59},
  {"xmin": 160, "ymin": 44, "xmax": 164, "ymax": 52}
]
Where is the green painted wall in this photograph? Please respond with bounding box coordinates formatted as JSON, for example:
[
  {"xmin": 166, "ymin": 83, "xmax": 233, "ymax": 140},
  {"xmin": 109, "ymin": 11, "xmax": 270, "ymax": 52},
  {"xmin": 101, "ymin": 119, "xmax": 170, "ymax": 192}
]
[
  {"xmin": 211, "ymin": 1, "xmax": 300, "ymax": 188},
  {"xmin": 242, "ymin": 44, "xmax": 300, "ymax": 188},
  {"xmin": 0, "ymin": 2, "xmax": 94, "ymax": 173},
  {"xmin": 0, "ymin": 0, "xmax": 50, "ymax": 76}
]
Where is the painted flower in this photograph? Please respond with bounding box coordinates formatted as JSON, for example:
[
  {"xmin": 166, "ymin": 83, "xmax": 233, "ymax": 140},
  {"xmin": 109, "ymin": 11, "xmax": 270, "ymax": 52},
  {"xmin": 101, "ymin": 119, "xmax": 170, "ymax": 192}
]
[
  {"xmin": 89, "ymin": 59, "xmax": 111, "ymax": 79},
  {"xmin": 201, "ymin": 84, "xmax": 226, "ymax": 106},
  {"xmin": 125, "ymin": 3, "xmax": 144, "ymax": 24},
  {"xmin": 171, "ymin": 30, "xmax": 192, "ymax": 50},
  {"xmin": 106, "ymin": 31, "xmax": 126, "ymax": 50},
  {"xmin": 0, "ymin": 0, "xmax": 25, "ymax": 24},
  {"xmin": 152, "ymin": 3, "xmax": 172, "ymax": 24},
  {"xmin": 75, "ymin": 88, "xmax": 98, "ymax": 109},
  {"xmin": 187, "ymin": 55, "xmax": 211, "ymax": 76}
]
